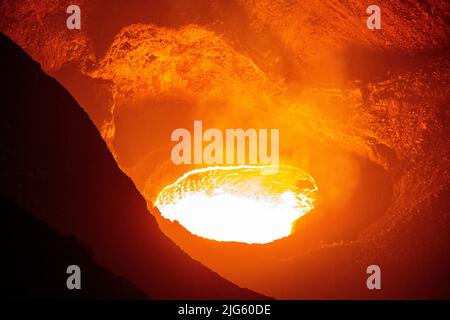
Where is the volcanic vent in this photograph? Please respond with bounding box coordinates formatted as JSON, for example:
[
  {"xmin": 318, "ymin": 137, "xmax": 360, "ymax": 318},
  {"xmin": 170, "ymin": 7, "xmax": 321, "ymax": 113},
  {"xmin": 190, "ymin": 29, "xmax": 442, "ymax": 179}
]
[{"xmin": 155, "ymin": 165, "xmax": 317, "ymax": 243}]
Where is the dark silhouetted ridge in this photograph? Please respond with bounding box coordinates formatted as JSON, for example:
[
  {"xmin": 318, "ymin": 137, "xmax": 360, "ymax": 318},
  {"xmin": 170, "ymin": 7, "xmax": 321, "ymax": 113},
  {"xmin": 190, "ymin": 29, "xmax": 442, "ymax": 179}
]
[{"xmin": 0, "ymin": 33, "xmax": 267, "ymax": 299}]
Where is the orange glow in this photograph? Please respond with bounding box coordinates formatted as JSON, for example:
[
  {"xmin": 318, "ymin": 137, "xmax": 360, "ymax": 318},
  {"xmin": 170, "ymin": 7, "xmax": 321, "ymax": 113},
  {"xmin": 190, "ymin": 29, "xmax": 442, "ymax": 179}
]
[
  {"xmin": 3, "ymin": 0, "xmax": 448, "ymax": 300},
  {"xmin": 155, "ymin": 165, "xmax": 317, "ymax": 243}
]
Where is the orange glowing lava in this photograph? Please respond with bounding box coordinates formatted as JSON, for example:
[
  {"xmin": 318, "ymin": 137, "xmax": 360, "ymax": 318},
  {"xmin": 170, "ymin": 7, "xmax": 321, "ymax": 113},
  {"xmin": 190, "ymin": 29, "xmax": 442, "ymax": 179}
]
[{"xmin": 155, "ymin": 165, "xmax": 317, "ymax": 243}]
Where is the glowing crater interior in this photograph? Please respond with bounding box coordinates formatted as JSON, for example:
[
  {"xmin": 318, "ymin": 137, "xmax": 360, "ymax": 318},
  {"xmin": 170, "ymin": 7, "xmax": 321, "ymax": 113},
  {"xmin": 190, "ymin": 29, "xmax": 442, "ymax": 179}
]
[{"xmin": 155, "ymin": 165, "xmax": 317, "ymax": 244}]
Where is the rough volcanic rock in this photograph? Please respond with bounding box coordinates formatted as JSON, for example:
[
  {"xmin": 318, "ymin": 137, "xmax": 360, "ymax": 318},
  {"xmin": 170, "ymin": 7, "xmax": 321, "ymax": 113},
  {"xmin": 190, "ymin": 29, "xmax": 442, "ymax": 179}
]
[{"xmin": 0, "ymin": 0, "xmax": 93, "ymax": 72}]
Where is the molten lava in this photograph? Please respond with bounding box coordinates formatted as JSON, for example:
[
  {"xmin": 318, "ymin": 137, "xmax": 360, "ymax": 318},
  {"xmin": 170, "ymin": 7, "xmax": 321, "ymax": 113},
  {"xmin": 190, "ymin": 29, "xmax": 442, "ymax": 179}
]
[{"xmin": 155, "ymin": 165, "xmax": 317, "ymax": 243}]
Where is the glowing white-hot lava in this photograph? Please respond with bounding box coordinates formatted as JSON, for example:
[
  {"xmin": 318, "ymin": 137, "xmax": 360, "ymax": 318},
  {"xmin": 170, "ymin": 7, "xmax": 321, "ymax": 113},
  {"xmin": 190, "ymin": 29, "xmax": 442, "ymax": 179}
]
[{"xmin": 155, "ymin": 165, "xmax": 317, "ymax": 244}]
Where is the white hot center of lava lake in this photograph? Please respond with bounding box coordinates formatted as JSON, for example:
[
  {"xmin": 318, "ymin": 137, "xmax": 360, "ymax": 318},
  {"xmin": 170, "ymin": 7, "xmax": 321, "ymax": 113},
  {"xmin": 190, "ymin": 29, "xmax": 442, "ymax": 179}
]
[{"xmin": 155, "ymin": 165, "xmax": 317, "ymax": 244}]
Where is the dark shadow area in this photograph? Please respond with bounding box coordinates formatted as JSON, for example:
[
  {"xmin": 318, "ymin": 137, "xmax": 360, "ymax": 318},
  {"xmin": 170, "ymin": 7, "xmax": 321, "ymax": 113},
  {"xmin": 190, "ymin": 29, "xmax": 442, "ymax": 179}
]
[{"xmin": 3, "ymin": 199, "xmax": 148, "ymax": 299}]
